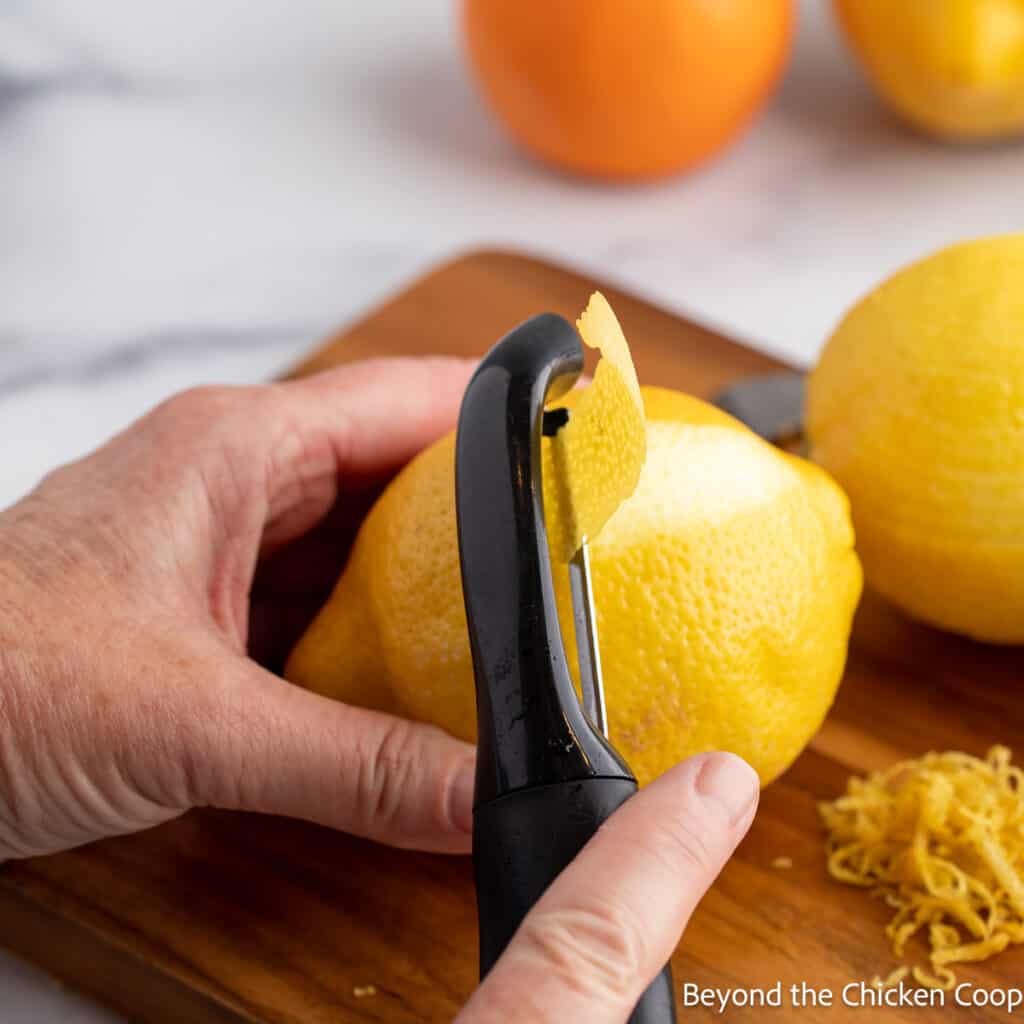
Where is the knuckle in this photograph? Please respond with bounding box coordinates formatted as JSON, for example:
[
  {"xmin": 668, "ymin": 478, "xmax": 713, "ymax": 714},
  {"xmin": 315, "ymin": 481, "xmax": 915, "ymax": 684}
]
[
  {"xmin": 32, "ymin": 462, "xmax": 75, "ymax": 498},
  {"xmin": 0, "ymin": 670, "xmax": 40, "ymax": 859},
  {"xmin": 139, "ymin": 649, "xmax": 245, "ymax": 811},
  {"xmin": 517, "ymin": 900, "xmax": 648, "ymax": 1001},
  {"xmin": 354, "ymin": 717, "xmax": 418, "ymax": 830},
  {"xmin": 644, "ymin": 813, "xmax": 718, "ymax": 876},
  {"xmin": 150, "ymin": 385, "xmax": 279, "ymax": 520},
  {"xmin": 153, "ymin": 385, "xmax": 248, "ymax": 436},
  {"xmin": 263, "ymin": 408, "xmax": 345, "ymax": 526}
]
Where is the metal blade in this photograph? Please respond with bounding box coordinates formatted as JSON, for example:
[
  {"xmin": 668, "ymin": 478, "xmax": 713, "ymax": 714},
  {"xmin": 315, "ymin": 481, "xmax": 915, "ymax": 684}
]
[
  {"xmin": 712, "ymin": 371, "xmax": 805, "ymax": 444},
  {"xmin": 568, "ymin": 539, "xmax": 607, "ymax": 737}
]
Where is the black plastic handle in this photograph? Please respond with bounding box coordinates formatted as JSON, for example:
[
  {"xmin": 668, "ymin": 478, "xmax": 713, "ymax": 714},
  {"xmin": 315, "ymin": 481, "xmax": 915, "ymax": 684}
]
[
  {"xmin": 457, "ymin": 314, "xmax": 676, "ymax": 1022},
  {"xmin": 474, "ymin": 777, "xmax": 676, "ymax": 1022},
  {"xmin": 455, "ymin": 313, "xmax": 630, "ymax": 804}
]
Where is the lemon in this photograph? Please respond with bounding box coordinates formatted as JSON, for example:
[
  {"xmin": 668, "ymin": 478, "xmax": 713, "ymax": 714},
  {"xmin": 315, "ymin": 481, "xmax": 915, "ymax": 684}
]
[
  {"xmin": 287, "ymin": 386, "xmax": 862, "ymax": 786},
  {"xmin": 836, "ymin": 0, "xmax": 1024, "ymax": 140},
  {"xmin": 806, "ymin": 234, "xmax": 1024, "ymax": 644}
]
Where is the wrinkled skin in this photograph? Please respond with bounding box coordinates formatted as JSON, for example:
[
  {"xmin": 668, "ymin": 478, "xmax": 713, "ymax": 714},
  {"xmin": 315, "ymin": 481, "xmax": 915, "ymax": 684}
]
[{"xmin": 0, "ymin": 357, "xmax": 757, "ymax": 1022}]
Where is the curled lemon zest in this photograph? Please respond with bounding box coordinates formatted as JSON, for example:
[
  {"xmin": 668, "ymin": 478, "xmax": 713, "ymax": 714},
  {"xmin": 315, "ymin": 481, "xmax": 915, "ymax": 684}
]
[
  {"xmin": 821, "ymin": 746, "xmax": 1024, "ymax": 986},
  {"xmin": 543, "ymin": 292, "xmax": 646, "ymax": 561},
  {"xmin": 870, "ymin": 966, "xmax": 909, "ymax": 989}
]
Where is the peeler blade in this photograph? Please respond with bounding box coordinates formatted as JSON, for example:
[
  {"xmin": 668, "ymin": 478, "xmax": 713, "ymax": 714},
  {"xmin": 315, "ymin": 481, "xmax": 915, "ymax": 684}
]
[{"xmin": 569, "ymin": 540, "xmax": 608, "ymax": 738}]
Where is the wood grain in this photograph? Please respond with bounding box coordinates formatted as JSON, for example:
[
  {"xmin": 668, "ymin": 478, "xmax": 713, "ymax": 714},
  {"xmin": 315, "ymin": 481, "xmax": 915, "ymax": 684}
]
[{"xmin": 2, "ymin": 250, "xmax": 1022, "ymax": 1022}]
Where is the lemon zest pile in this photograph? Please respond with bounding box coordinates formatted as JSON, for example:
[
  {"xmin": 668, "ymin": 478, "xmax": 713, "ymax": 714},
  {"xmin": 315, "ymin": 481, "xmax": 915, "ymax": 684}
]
[
  {"xmin": 543, "ymin": 292, "xmax": 646, "ymax": 561},
  {"xmin": 870, "ymin": 966, "xmax": 908, "ymax": 989},
  {"xmin": 821, "ymin": 746, "xmax": 1024, "ymax": 988}
]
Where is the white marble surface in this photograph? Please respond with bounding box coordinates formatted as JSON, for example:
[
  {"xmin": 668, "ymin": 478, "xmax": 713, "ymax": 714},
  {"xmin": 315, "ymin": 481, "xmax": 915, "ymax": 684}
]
[{"xmin": 2, "ymin": 0, "xmax": 1024, "ymax": 1019}]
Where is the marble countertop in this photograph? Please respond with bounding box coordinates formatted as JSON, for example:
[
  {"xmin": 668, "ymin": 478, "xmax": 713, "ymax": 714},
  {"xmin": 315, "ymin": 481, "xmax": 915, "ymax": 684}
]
[{"xmin": 3, "ymin": 0, "xmax": 1024, "ymax": 1019}]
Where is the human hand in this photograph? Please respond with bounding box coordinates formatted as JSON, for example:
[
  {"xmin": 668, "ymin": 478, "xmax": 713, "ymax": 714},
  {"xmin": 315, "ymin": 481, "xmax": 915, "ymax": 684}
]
[
  {"xmin": 0, "ymin": 358, "xmax": 479, "ymax": 861},
  {"xmin": 0, "ymin": 354, "xmax": 758, "ymax": 1024},
  {"xmin": 457, "ymin": 752, "xmax": 759, "ymax": 1023}
]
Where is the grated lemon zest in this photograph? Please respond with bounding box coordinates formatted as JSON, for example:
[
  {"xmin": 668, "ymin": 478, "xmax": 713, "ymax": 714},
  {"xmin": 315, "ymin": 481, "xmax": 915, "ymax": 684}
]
[
  {"xmin": 821, "ymin": 746, "xmax": 1024, "ymax": 987},
  {"xmin": 870, "ymin": 966, "xmax": 909, "ymax": 989}
]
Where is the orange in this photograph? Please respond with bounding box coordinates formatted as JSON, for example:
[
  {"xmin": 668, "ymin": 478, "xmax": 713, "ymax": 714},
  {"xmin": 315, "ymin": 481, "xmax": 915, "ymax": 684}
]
[{"xmin": 461, "ymin": 0, "xmax": 795, "ymax": 181}]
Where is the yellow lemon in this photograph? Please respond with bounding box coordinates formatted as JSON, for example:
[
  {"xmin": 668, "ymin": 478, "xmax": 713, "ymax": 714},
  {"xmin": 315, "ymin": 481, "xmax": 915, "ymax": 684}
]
[
  {"xmin": 806, "ymin": 234, "xmax": 1024, "ymax": 644},
  {"xmin": 836, "ymin": 0, "xmax": 1024, "ymax": 140},
  {"xmin": 287, "ymin": 386, "xmax": 861, "ymax": 786}
]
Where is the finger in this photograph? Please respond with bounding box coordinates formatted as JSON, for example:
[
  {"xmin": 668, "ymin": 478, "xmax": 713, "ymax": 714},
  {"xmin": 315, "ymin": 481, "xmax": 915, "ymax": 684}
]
[
  {"xmin": 261, "ymin": 356, "xmax": 476, "ymax": 550},
  {"xmin": 457, "ymin": 753, "xmax": 759, "ymax": 1023},
  {"xmin": 185, "ymin": 657, "xmax": 476, "ymax": 854}
]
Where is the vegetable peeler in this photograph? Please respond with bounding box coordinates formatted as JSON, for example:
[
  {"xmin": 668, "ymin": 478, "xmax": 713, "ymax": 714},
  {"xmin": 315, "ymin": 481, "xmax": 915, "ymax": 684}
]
[
  {"xmin": 455, "ymin": 313, "xmax": 677, "ymax": 1022},
  {"xmin": 712, "ymin": 371, "xmax": 805, "ymax": 445}
]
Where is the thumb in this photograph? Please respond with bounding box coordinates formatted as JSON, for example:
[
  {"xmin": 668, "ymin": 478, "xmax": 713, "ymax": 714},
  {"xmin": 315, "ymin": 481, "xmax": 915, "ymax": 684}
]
[
  {"xmin": 456, "ymin": 752, "xmax": 759, "ymax": 1023},
  {"xmin": 185, "ymin": 659, "xmax": 476, "ymax": 854}
]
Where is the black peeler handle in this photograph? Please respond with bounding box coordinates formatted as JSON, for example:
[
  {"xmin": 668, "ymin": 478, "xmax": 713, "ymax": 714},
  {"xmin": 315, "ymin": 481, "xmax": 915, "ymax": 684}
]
[
  {"xmin": 475, "ymin": 777, "xmax": 676, "ymax": 1022},
  {"xmin": 457, "ymin": 313, "xmax": 676, "ymax": 1021}
]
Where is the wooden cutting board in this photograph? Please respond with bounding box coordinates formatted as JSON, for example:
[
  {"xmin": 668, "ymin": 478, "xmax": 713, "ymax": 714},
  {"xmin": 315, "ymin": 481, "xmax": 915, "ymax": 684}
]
[{"xmin": 3, "ymin": 250, "xmax": 1023, "ymax": 1022}]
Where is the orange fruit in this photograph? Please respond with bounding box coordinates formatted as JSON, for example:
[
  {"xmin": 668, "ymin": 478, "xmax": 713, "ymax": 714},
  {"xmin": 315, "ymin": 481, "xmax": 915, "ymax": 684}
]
[{"xmin": 461, "ymin": 0, "xmax": 795, "ymax": 181}]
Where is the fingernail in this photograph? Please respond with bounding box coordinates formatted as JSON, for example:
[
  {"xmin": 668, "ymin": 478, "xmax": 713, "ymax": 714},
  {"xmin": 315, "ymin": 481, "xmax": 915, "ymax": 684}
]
[
  {"xmin": 695, "ymin": 752, "xmax": 759, "ymax": 826},
  {"xmin": 450, "ymin": 756, "xmax": 476, "ymax": 833}
]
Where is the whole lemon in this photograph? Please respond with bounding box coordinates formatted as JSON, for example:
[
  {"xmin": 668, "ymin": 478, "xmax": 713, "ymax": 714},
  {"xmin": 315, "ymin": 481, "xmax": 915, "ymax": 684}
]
[
  {"xmin": 836, "ymin": 0, "xmax": 1024, "ymax": 140},
  {"xmin": 806, "ymin": 235, "xmax": 1024, "ymax": 644},
  {"xmin": 287, "ymin": 387, "xmax": 861, "ymax": 785}
]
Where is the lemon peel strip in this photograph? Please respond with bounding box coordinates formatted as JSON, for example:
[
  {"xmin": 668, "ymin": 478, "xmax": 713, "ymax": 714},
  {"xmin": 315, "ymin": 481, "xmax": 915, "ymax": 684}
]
[
  {"xmin": 821, "ymin": 745, "xmax": 1024, "ymax": 988},
  {"xmin": 543, "ymin": 292, "xmax": 646, "ymax": 562}
]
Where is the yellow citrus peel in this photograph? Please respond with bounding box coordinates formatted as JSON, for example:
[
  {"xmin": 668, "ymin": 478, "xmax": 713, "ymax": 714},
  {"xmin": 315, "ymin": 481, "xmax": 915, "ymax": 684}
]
[
  {"xmin": 285, "ymin": 296, "xmax": 860, "ymax": 788},
  {"xmin": 870, "ymin": 966, "xmax": 909, "ymax": 990},
  {"xmin": 806, "ymin": 235, "xmax": 1024, "ymax": 643},
  {"xmin": 543, "ymin": 292, "xmax": 646, "ymax": 561},
  {"xmin": 821, "ymin": 746, "xmax": 1024, "ymax": 989}
]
